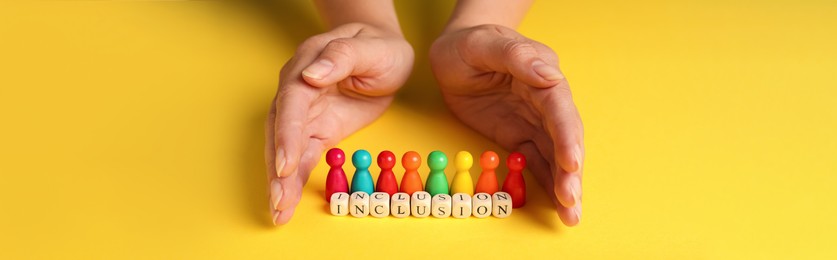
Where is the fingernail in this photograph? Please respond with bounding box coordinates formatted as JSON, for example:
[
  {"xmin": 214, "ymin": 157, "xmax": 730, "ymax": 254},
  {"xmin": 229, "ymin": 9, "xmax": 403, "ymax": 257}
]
[
  {"xmin": 302, "ymin": 59, "xmax": 334, "ymax": 80},
  {"xmin": 532, "ymin": 60, "xmax": 565, "ymax": 81},
  {"xmin": 554, "ymin": 185, "xmax": 564, "ymax": 206},
  {"xmin": 275, "ymin": 149, "xmax": 286, "ymax": 177},
  {"xmin": 272, "ymin": 211, "xmax": 281, "ymax": 226},
  {"xmin": 572, "ymin": 204, "xmax": 582, "ymax": 223},
  {"xmin": 571, "ymin": 145, "xmax": 582, "ymax": 172},
  {"xmin": 569, "ymin": 176, "xmax": 581, "ymax": 207},
  {"xmin": 270, "ymin": 180, "xmax": 283, "ymax": 210}
]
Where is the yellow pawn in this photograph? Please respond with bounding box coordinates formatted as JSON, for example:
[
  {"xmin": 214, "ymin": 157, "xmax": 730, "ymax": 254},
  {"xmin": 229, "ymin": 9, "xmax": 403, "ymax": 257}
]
[{"xmin": 450, "ymin": 151, "xmax": 475, "ymax": 195}]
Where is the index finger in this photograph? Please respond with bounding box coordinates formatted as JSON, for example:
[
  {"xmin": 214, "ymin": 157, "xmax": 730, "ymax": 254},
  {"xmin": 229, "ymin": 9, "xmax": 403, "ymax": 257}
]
[{"xmin": 526, "ymin": 77, "xmax": 585, "ymax": 209}]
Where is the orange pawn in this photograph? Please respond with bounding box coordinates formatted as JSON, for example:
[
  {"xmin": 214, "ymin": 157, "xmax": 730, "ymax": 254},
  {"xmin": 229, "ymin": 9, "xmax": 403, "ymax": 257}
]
[
  {"xmin": 502, "ymin": 152, "xmax": 527, "ymax": 208},
  {"xmin": 475, "ymin": 151, "xmax": 500, "ymax": 194},
  {"xmin": 400, "ymin": 151, "xmax": 424, "ymax": 195}
]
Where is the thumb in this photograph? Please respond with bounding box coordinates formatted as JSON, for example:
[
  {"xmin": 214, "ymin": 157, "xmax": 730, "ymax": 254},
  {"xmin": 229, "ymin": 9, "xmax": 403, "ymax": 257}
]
[
  {"xmin": 460, "ymin": 26, "xmax": 565, "ymax": 88},
  {"xmin": 300, "ymin": 37, "xmax": 395, "ymax": 94}
]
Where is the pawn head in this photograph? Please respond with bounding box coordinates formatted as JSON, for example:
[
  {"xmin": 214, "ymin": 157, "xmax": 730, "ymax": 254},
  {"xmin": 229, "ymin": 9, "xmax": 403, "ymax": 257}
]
[
  {"xmin": 507, "ymin": 152, "xmax": 527, "ymax": 171},
  {"xmin": 427, "ymin": 150, "xmax": 448, "ymax": 171},
  {"xmin": 480, "ymin": 150, "xmax": 500, "ymax": 170},
  {"xmin": 454, "ymin": 151, "xmax": 473, "ymax": 171},
  {"xmin": 377, "ymin": 150, "xmax": 396, "ymax": 169},
  {"xmin": 352, "ymin": 149, "xmax": 372, "ymax": 169},
  {"xmin": 325, "ymin": 148, "xmax": 345, "ymax": 167},
  {"xmin": 402, "ymin": 151, "xmax": 421, "ymax": 170}
]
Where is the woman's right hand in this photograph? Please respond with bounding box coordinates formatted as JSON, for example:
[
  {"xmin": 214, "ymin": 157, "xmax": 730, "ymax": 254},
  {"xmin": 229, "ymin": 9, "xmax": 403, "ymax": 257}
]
[{"xmin": 265, "ymin": 23, "xmax": 414, "ymax": 225}]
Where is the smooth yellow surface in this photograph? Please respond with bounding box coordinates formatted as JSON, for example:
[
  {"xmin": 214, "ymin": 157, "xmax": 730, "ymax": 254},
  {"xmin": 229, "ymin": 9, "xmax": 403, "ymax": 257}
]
[{"xmin": 1, "ymin": 1, "xmax": 835, "ymax": 259}]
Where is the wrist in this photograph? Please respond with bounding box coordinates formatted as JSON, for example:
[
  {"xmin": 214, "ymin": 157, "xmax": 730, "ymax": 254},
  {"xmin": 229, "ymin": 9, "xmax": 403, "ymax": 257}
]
[
  {"xmin": 315, "ymin": 0, "xmax": 403, "ymax": 38},
  {"xmin": 441, "ymin": 0, "xmax": 532, "ymax": 35},
  {"xmin": 331, "ymin": 22, "xmax": 404, "ymax": 40},
  {"xmin": 362, "ymin": 23, "xmax": 405, "ymax": 39}
]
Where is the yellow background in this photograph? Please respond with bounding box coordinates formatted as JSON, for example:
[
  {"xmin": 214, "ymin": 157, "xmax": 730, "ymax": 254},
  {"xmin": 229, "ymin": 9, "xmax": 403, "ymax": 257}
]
[{"xmin": 1, "ymin": 0, "xmax": 835, "ymax": 258}]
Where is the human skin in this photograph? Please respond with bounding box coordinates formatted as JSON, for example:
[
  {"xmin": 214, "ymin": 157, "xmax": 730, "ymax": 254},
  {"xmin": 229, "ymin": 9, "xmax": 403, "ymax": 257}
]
[
  {"xmin": 265, "ymin": 0, "xmax": 413, "ymax": 225},
  {"xmin": 266, "ymin": 0, "xmax": 585, "ymax": 226},
  {"xmin": 429, "ymin": 0, "xmax": 585, "ymax": 226}
]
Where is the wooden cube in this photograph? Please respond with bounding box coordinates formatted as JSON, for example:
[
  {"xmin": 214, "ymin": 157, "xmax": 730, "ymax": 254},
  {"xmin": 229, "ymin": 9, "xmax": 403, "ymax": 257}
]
[
  {"xmin": 411, "ymin": 191, "xmax": 431, "ymax": 218},
  {"xmin": 492, "ymin": 192, "xmax": 513, "ymax": 218},
  {"xmin": 451, "ymin": 193, "xmax": 472, "ymax": 219},
  {"xmin": 370, "ymin": 192, "xmax": 390, "ymax": 218},
  {"xmin": 431, "ymin": 194, "xmax": 452, "ymax": 218},
  {"xmin": 349, "ymin": 192, "xmax": 370, "ymax": 218},
  {"xmin": 472, "ymin": 193, "xmax": 492, "ymax": 218},
  {"xmin": 390, "ymin": 192, "xmax": 410, "ymax": 218},
  {"xmin": 329, "ymin": 192, "xmax": 349, "ymax": 216}
]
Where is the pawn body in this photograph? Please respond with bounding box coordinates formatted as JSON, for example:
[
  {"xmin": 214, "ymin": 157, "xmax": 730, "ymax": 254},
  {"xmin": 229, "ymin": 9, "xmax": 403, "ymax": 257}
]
[
  {"xmin": 475, "ymin": 150, "xmax": 500, "ymax": 194},
  {"xmin": 502, "ymin": 152, "xmax": 527, "ymax": 208},
  {"xmin": 325, "ymin": 148, "xmax": 349, "ymax": 202},
  {"xmin": 350, "ymin": 149, "xmax": 375, "ymax": 194},
  {"xmin": 375, "ymin": 150, "xmax": 399, "ymax": 196},
  {"xmin": 400, "ymin": 151, "xmax": 424, "ymax": 195},
  {"xmin": 450, "ymin": 151, "xmax": 474, "ymax": 195},
  {"xmin": 425, "ymin": 151, "xmax": 450, "ymax": 196}
]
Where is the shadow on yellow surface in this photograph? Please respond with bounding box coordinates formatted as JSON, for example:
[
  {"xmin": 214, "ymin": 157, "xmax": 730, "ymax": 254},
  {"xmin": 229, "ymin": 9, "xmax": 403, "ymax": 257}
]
[
  {"xmin": 228, "ymin": 0, "xmax": 321, "ymax": 230},
  {"xmin": 0, "ymin": 0, "xmax": 835, "ymax": 259}
]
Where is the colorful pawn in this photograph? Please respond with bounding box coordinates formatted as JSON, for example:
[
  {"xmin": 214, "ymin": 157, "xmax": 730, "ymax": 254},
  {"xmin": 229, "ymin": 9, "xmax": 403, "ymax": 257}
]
[
  {"xmin": 502, "ymin": 152, "xmax": 527, "ymax": 208},
  {"xmin": 475, "ymin": 150, "xmax": 500, "ymax": 194},
  {"xmin": 350, "ymin": 149, "xmax": 374, "ymax": 194},
  {"xmin": 375, "ymin": 150, "xmax": 398, "ymax": 196},
  {"xmin": 324, "ymin": 148, "xmax": 349, "ymax": 202},
  {"xmin": 450, "ymin": 151, "xmax": 474, "ymax": 195},
  {"xmin": 400, "ymin": 151, "xmax": 424, "ymax": 195},
  {"xmin": 425, "ymin": 150, "xmax": 450, "ymax": 196}
]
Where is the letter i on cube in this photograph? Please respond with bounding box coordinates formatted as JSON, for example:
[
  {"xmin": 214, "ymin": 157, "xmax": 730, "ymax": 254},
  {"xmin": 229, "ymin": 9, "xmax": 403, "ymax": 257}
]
[
  {"xmin": 330, "ymin": 192, "xmax": 349, "ymax": 216},
  {"xmin": 451, "ymin": 193, "xmax": 472, "ymax": 218}
]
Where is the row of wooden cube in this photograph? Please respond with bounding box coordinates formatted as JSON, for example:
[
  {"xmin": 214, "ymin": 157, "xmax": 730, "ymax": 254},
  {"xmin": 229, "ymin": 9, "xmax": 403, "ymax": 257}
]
[{"xmin": 329, "ymin": 191, "xmax": 512, "ymax": 218}]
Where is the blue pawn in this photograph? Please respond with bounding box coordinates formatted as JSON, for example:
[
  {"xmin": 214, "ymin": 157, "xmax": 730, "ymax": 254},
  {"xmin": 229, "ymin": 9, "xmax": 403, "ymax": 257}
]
[{"xmin": 350, "ymin": 149, "xmax": 375, "ymax": 194}]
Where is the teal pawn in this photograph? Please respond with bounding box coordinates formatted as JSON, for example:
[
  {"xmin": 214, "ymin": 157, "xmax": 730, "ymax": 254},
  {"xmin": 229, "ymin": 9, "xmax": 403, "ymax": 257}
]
[
  {"xmin": 425, "ymin": 150, "xmax": 450, "ymax": 196},
  {"xmin": 350, "ymin": 149, "xmax": 374, "ymax": 194}
]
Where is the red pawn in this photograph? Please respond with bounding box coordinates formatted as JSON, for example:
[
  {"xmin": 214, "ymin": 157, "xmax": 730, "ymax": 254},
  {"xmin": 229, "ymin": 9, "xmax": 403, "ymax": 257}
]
[
  {"xmin": 324, "ymin": 148, "xmax": 349, "ymax": 202},
  {"xmin": 502, "ymin": 152, "xmax": 527, "ymax": 208},
  {"xmin": 375, "ymin": 150, "xmax": 399, "ymax": 196}
]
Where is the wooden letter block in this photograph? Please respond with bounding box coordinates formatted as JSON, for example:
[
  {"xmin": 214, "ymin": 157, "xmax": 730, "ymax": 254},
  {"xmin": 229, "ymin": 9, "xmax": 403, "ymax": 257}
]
[
  {"xmin": 411, "ymin": 191, "xmax": 431, "ymax": 218},
  {"xmin": 431, "ymin": 194, "xmax": 452, "ymax": 218},
  {"xmin": 329, "ymin": 192, "xmax": 349, "ymax": 216},
  {"xmin": 451, "ymin": 193, "xmax": 472, "ymax": 218},
  {"xmin": 472, "ymin": 193, "xmax": 492, "ymax": 218},
  {"xmin": 349, "ymin": 192, "xmax": 369, "ymax": 218},
  {"xmin": 370, "ymin": 192, "xmax": 390, "ymax": 218},
  {"xmin": 492, "ymin": 192, "xmax": 513, "ymax": 218},
  {"xmin": 390, "ymin": 192, "xmax": 410, "ymax": 218}
]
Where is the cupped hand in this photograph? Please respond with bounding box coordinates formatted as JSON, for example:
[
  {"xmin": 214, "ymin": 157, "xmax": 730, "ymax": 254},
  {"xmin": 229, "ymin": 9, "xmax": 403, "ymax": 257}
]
[
  {"xmin": 429, "ymin": 25, "xmax": 584, "ymax": 226},
  {"xmin": 266, "ymin": 23, "xmax": 414, "ymax": 225}
]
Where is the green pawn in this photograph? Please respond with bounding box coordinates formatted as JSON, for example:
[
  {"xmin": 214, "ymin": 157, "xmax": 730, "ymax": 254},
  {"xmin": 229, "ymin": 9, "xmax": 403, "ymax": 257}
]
[{"xmin": 425, "ymin": 150, "xmax": 450, "ymax": 196}]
